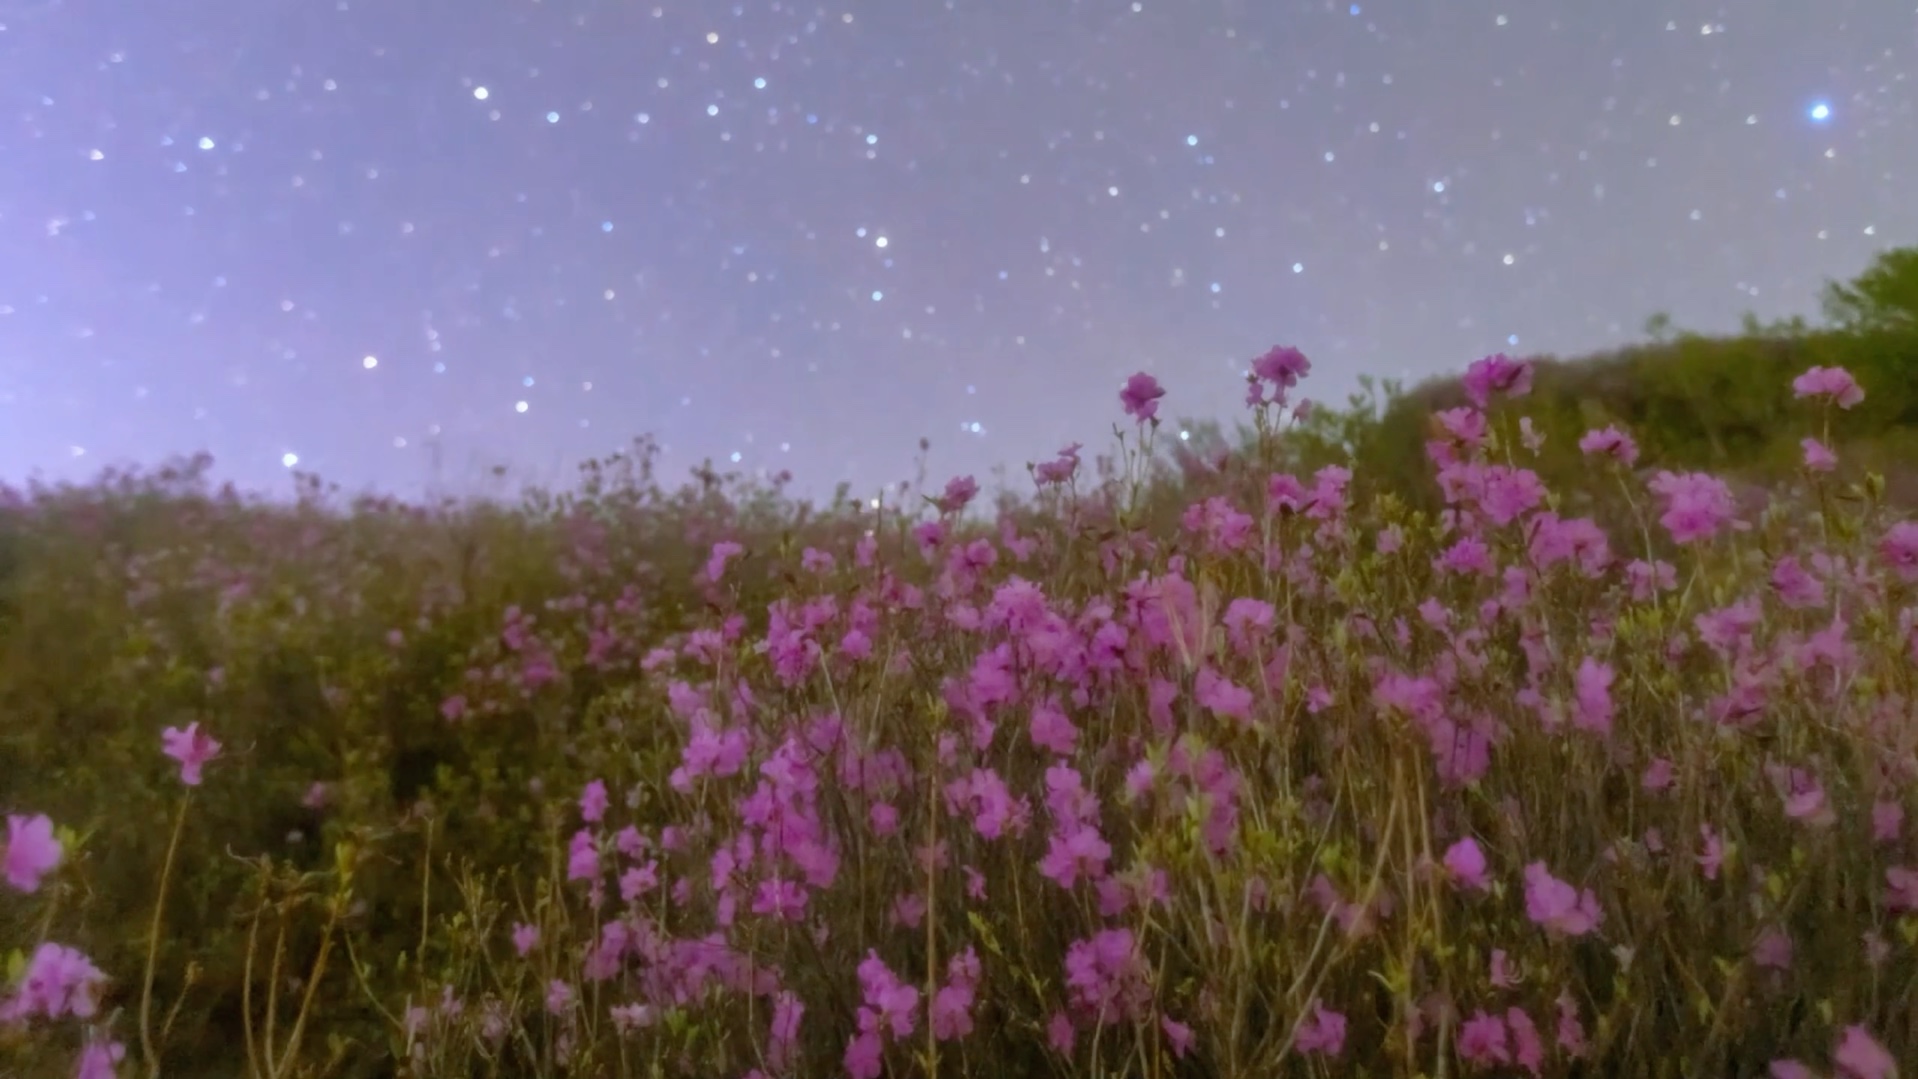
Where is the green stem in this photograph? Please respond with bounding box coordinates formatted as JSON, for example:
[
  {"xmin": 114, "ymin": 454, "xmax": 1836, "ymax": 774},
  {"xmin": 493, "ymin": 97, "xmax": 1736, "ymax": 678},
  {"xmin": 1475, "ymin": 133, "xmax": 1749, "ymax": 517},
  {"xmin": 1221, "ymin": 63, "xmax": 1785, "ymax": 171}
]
[{"xmin": 141, "ymin": 791, "xmax": 193, "ymax": 1077}]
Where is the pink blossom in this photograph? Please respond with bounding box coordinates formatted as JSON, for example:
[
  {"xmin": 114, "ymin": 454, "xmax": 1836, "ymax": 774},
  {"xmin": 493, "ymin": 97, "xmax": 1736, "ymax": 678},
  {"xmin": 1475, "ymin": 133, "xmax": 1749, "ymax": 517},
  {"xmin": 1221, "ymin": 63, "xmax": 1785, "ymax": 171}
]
[
  {"xmin": 1833, "ymin": 1025, "xmax": 1896, "ymax": 1079},
  {"xmin": 1886, "ymin": 866, "xmax": 1918, "ymax": 912},
  {"xmin": 1647, "ymin": 471, "xmax": 1738, "ymax": 545},
  {"xmin": 1120, "ymin": 372, "xmax": 1166, "ymax": 422},
  {"xmin": 1, "ymin": 942, "xmax": 107, "ymax": 1022},
  {"xmin": 3, "ymin": 813, "xmax": 61, "ymax": 893},
  {"xmin": 1457, "ymin": 1010, "xmax": 1511, "ymax": 1067},
  {"xmin": 1802, "ymin": 437, "xmax": 1839, "ymax": 472},
  {"xmin": 1753, "ymin": 928, "xmax": 1793, "ymax": 970},
  {"xmin": 1462, "ymin": 353, "xmax": 1533, "ymax": 408},
  {"xmin": 160, "ymin": 722, "xmax": 222, "ymax": 786},
  {"xmin": 1578, "ymin": 425, "xmax": 1639, "ymax": 466},
  {"xmin": 512, "ymin": 923, "xmax": 540, "ymax": 956},
  {"xmin": 579, "ymin": 779, "xmax": 609, "ymax": 823},
  {"xmin": 1791, "ymin": 365, "xmax": 1865, "ymax": 408},
  {"xmin": 1880, "ymin": 521, "xmax": 1918, "ymax": 582},
  {"xmin": 1642, "ymin": 757, "xmax": 1675, "ymax": 791},
  {"xmin": 1294, "ymin": 1002, "xmax": 1347, "ymax": 1056},
  {"xmin": 566, "ymin": 829, "xmax": 601, "ymax": 882},
  {"xmin": 1047, "ymin": 1011, "xmax": 1076, "ymax": 1053},
  {"xmin": 1442, "ymin": 836, "xmax": 1490, "ymax": 892},
  {"xmin": 1872, "ymin": 800, "xmax": 1904, "ymax": 843},
  {"xmin": 1038, "ymin": 823, "xmax": 1112, "ymax": 889},
  {"xmin": 73, "ymin": 1040, "xmax": 126, "ymax": 1079},
  {"xmin": 1028, "ymin": 698, "xmax": 1080, "ymax": 756},
  {"xmin": 1195, "ymin": 667, "xmax": 1255, "ymax": 723},
  {"xmin": 1770, "ymin": 1061, "xmax": 1815, "ymax": 1079},
  {"xmin": 1507, "ymin": 1007, "xmax": 1545, "ymax": 1076},
  {"xmin": 1523, "ymin": 862, "xmax": 1603, "ymax": 937},
  {"xmin": 1571, "ymin": 657, "xmax": 1615, "ymax": 736}
]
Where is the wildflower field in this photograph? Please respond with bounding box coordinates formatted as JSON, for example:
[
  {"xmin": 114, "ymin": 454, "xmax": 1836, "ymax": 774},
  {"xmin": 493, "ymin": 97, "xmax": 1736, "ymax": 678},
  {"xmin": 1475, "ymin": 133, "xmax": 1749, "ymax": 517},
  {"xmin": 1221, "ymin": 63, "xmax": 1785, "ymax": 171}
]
[{"xmin": 4, "ymin": 347, "xmax": 1918, "ymax": 1079}]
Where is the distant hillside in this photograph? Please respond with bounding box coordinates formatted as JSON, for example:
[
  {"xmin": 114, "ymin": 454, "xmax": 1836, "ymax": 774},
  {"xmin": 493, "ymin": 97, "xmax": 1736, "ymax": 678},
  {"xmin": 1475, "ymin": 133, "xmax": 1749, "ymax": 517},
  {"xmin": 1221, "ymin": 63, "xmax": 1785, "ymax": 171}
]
[{"xmin": 1275, "ymin": 246, "xmax": 1918, "ymax": 511}]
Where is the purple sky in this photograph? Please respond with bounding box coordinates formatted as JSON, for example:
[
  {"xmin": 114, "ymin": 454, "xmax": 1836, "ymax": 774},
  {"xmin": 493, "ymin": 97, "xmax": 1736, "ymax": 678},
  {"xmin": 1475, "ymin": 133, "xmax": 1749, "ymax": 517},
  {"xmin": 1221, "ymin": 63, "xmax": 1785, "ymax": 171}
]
[{"xmin": 0, "ymin": 0, "xmax": 1909, "ymax": 503}]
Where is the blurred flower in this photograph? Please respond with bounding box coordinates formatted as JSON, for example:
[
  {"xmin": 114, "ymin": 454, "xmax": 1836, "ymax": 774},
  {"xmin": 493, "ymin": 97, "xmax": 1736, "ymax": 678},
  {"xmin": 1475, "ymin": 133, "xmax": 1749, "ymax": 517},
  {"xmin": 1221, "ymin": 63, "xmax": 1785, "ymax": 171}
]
[{"xmin": 3, "ymin": 813, "xmax": 61, "ymax": 893}]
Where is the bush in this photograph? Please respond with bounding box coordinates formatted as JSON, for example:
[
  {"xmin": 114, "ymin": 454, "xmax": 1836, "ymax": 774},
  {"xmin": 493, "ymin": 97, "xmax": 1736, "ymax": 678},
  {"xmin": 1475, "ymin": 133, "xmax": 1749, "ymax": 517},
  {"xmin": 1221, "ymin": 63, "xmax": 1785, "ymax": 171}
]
[{"xmin": 4, "ymin": 348, "xmax": 1917, "ymax": 1079}]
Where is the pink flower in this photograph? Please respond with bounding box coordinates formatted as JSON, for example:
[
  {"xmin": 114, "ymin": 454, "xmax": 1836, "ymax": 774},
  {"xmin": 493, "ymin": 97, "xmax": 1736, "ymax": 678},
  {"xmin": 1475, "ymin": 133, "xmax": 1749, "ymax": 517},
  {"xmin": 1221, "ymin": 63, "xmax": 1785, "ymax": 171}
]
[
  {"xmin": 1294, "ymin": 1002, "xmax": 1347, "ymax": 1056},
  {"xmin": 1642, "ymin": 757, "xmax": 1675, "ymax": 792},
  {"xmin": 1753, "ymin": 928, "xmax": 1793, "ymax": 970},
  {"xmin": 73, "ymin": 1040, "xmax": 126, "ymax": 1079},
  {"xmin": 1457, "ymin": 1010, "xmax": 1511, "ymax": 1067},
  {"xmin": 1120, "ymin": 372, "xmax": 1166, "ymax": 422},
  {"xmin": 1161, "ymin": 1015, "xmax": 1196, "ymax": 1058},
  {"xmin": 1248, "ymin": 345, "xmax": 1312, "ymax": 406},
  {"xmin": 1028, "ymin": 698, "xmax": 1080, "ymax": 756},
  {"xmin": 1647, "ymin": 471, "xmax": 1738, "ymax": 545},
  {"xmin": 1791, "ymin": 365, "xmax": 1865, "ymax": 408},
  {"xmin": 579, "ymin": 779, "xmax": 609, "ymax": 823},
  {"xmin": 844, "ymin": 1031, "xmax": 883, "ymax": 1079},
  {"xmin": 1195, "ymin": 667, "xmax": 1254, "ymax": 723},
  {"xmin": 1507, "ymin": 1007, "xmax": 1545, "ymax": 1076},
  {"xmin": 1770, "ymin": 1062, "xmax": 1815, "ymax": 1079},
  {"xmin": 1, "ymin": 942, "xmax": 107, "ymax": 1021},
  {"xmin": 566, "ymin": 829, "xmax": 600, "ymax": 882},
  {"xmin": 512, "ymin": 923, "xmax": 540, "ymax": 956},
  {"xmin": 1886, "ymin": 866, "xmax": 1918, "ymax": 912},
  {"xmin": 1462, "ymin": 353, "xmax": 1533, "ymax": 409},
  {"xmin": 1571, "ymin": 657, "xmax": 1615, "ymax": 736},
  {"xmin": 1879, "ymin": 521, "xmax": 1918, "ymax": 582},
  {"xmin": 1833, "ymin": 1025, "xmax": 1896, "ymax": 1079},
  {"xmin": 933, "ymin": 474, "xmax": 979, "ymax": 515},
  {"xmin": 1523, "ymin": 862, "xmax": 1602, "ymax": 937},
  {"xmin": 160, "ymin": 722, "xmax": 222, "ymax": 786},
  {"xmin": 4, "ymin": 813, "xmax": 61, "ymax": 893},
  {"xmin": 1442, "ymin": 836, "xmax": 1490, "ymax": 892},
  {"xmin": 1872, "ymin": 800, "xmax": 1904, "ymax": 844},
  {"xmin": 1039, "ymin": 823, "xmax": 1112, "ymax": 889},
  {"xmin": 1802, "ymin": 437, "xmax": 1839, "ymax": 472},
  {"xmin": 1578, "ymin": 425, "xmax": 1639, "ymax": 466},
  {"xmin": 1047, "ymin": 1011, "xmax": 1076, "ymax": 1053}
]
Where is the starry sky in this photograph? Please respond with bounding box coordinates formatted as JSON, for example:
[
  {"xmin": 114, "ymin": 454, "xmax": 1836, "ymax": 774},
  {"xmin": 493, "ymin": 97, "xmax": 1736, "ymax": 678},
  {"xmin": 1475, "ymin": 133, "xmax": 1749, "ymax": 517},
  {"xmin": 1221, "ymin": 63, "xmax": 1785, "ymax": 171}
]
[{"xmin": 0, "ymin": 0, "xmax": 1910, "ymax": 503}]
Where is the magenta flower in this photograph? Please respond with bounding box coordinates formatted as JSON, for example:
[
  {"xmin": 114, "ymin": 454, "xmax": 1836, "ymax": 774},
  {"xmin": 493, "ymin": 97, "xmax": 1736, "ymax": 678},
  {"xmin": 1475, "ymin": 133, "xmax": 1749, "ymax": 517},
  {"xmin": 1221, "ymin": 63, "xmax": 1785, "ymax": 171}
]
[
  {"xmin": 1507, "ymin": 1007, "xmax": 1545, "ymax": 1076},
  {"xmin": 511, "ymin": 922, "xmax": 540, "ymax": 956},
  {"xmin": 1523, "ymin": 862, "xmax": 1603, "ymax": 937},
  {"xmin": 74, "ymin": 1040, "xmax": 126, "ymax": 1079},
  {"xmin": 1248, "ymin": 345, "xmax": 1312, "ymax": 406},
  {"xmin": 566, "ymin": 829, "xmax": 600, "ymax": 882},
  {"xmin": 1294, "ymin": 1002, "xmax": 1347, "ymax": 1056},
  {"xmin": 1461, "ymin": 353, "xmax": 1533, "ymax": 408},
  {"xmin": 579, "ymin": 779, "xmax": 609, "ymax": 823},
  {"xmin": 1442, "ymin": 836, "xmax": 1490, "ymax": 892},
  {"xmin": 1879, "ymin": 520, "xmax": 1918, "ymax": 582},
  {"xmin": 1457, "ymin": 1010, "xmax": 1511, "ymax": 1066},
  {"xmin": 160, "ymin": 722, "xmax": 222, "ymax": 786},
  {"xmin": 1571, "ymin": 657, "xmax": 1615, "ymax": 737},
  {"xmin": 1802, "ymin": 437, "xmax": 1839, "ymax": 472},
  {"xmin": 1038, "ymin": 823, "xmax": 1112, "ymax": 889},
  {"xmin": 1833, "ymin": 1025, "xmax": 1896, "ymax": 1079},
  {"xmin": 0, "ymin": 942, "xmax": 107, "ymax": 1022},
  {"xmin": 1791, "ymin": 365, "xmax": 1865, "ymax": 408},
  {"xmin": 3, "ymin": 813, "xmax": 61, "ymax": 893},
  {"xmin": 1119, "ymin": 371, "xmax": 1166, "ymax": 422},
  {"xmin": 1578, "ymin": 425, "xmax": 1639, "ymax": 466},
  {"xmin": 1646, "ymin": 470, "xmax": 1738, "ymax": 544}
]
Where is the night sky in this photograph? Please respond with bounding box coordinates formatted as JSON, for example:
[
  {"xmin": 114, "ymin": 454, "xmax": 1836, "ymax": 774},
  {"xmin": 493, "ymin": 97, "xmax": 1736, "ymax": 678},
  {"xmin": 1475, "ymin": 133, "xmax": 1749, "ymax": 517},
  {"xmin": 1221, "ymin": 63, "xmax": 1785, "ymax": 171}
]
[{"xmin": 0, "ymin": 1, "xmax": 1909, "ymax": 503}]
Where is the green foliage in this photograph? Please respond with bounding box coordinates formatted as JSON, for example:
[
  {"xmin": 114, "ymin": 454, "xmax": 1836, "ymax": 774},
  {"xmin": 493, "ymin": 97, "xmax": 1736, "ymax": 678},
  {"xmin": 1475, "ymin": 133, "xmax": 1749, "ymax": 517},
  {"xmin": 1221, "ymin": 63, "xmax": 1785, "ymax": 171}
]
[{"xmin": 1823, "ymin": 245, "xmax": 1918, "ymax": 334}]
